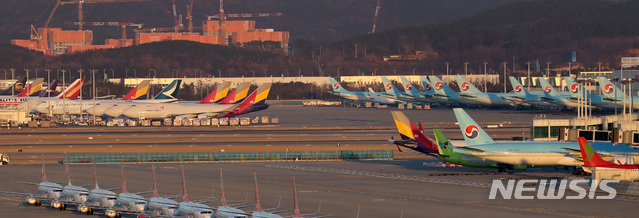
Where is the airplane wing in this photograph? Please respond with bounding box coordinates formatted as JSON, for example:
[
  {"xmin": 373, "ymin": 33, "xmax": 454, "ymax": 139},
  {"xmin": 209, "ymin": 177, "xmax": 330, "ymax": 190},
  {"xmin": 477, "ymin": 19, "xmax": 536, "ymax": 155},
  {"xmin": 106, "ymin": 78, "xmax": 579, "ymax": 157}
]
[
  {"xmin": 452, "ymin": 146, "xmax": 486, "ymax": 153},
  {"xmin": 561, "ymin": 147, "xmax": 614, "ymax": 161},
  {"xmin": 12, "ymin": 181, "xmax": 40, "ymax": 185}
]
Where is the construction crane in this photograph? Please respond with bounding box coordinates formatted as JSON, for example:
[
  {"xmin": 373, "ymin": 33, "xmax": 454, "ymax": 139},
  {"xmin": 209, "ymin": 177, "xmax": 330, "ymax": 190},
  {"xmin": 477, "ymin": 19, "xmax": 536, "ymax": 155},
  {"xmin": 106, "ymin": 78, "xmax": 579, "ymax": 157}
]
[
  {"xmin": 208, "ymin": 0, "xmax": 283, "ymax": 44},
  {"xmin": 64, "ymin": 21, "xmax": 143, "ymax": 46},
  {"xmin": 49, "ymin": 0, "xmax": 151, "ymax": 31},
  {"xmin": 186, "ymin": 0, "xmax": 194, "ymax": 33},
  {"xmin": 370, "ymin": 0, "xmax": 381, "ymax": 34}
]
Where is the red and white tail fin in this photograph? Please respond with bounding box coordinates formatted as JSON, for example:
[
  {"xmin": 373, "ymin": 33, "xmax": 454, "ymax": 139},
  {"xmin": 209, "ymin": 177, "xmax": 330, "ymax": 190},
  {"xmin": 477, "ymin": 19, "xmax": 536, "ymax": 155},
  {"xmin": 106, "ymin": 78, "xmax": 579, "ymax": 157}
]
[
  {"xmin": 254, "ymin": 172, "xmax": 262, "ymax": 212},
  {"xmin": 41, "ymin": 152, "xmax": 48, "ymax": 183},
  {"xmin": 293, "ymin": 177, "xmax": 301, "ymax": 218},
  {"xmin": 120, "ymin": 159, "xmax": 128, "ymax": 193},
  {"xmin": 220, "ymin": 168, "xmax": 227, "ymax": 206},
  {"xmin": 56, "ymin": 79, "xmax": 85, "ymax": 99},
  {"xmin": 92, "ymin": 156, "xmax": 99, "ymax": 189},
  {"xmin": 64, "ymin": 153, "xmax": 71, "ymax": 185},
  {"xmin": 151, "ymin": 163, "xmax": 159, "ymax": 198},
  {"xmin": 180, "ymin": 165, "xmax": 189, "ymax": 202},
  {"xmin": 578, "ymin": 137, "xmax": 616, "ymax": 167}
]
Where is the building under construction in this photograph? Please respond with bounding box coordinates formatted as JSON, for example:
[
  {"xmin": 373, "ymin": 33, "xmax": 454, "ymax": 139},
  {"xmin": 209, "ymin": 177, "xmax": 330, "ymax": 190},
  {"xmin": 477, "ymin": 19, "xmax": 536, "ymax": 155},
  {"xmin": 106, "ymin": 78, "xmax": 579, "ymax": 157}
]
[{"xmin": 11, "ymin": 0, "xmax": 289, "ymax": 56}]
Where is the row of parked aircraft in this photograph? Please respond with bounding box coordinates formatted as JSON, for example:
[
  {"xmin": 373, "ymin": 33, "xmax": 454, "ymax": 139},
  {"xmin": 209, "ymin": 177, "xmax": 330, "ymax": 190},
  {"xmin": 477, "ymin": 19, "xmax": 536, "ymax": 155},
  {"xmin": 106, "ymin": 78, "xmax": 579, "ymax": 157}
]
[
  {"xmin": 329, "ymin": 75, "xmax": 636, "ymax": 110},
  {"xmin": 1, "ymin": 154, "xmax": 325, "ymax": 218},
  {"xmin": 389, "ymin": 109, "xmax": 639, "ymax": 177},
  {"xmin": 2, "ymin": 78, "xmax": 273, "ymax": 120}
]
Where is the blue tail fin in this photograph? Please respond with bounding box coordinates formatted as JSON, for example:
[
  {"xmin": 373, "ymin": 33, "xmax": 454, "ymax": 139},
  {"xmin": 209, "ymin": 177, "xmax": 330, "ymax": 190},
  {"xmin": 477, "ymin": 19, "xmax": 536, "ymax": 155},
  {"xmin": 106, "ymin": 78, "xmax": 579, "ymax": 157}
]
[
  {"xmin": 381, "ymin": 76, "xmax": 402, "ymax": 97},
  {"xmin": 420, "ymin": 76, "xmax": 435, "ymax": 95},
  {"xmin": 400, "ymin": 76, "xmax": 423, "ymax": 97},
  {"xmin": 596, "ymin": 77, "xmax": 625, "ymax": 100},
  {"xmin": 452, "ymin": 108, "xmax": 495, "ymax": 146},
  {"xmin": 328, "ymin": 78, "xmax": 352, "ymax": 94},
  {"xmin": 455, "ymin": 75, "xmax": 483, "ymax": 95},
  {"xmin": 537, "ymin": 77, "xmax": 561, "ymax": 97},
  {"xmin": 428, "ymin": 76, "xmax": 457, "ymax": 96},
  {"xmin": 563, "ymin": 77, "xmax": 580, "ymax": 97},
  {"xmin": 509, "ymin": 76, "xmax": 530, "ymax": 98}
]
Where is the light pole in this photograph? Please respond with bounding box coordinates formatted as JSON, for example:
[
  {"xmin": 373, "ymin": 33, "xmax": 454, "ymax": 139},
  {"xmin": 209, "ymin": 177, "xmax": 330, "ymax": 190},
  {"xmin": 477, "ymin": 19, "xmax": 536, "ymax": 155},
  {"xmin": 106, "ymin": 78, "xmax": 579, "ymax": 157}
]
[
  {"xmin": 285, "ymin": 69, "xmax": 289, "ymax": 77},
  {"xmin": 337, "ymin": 67, "xmax": 341, "ymax": 77},
  {"xmin": 78, "ymin": 69, "xmax": 83, "ymax": 120},
  {"xmin": 546, "ymin": 61, "xmax": 551, "ymax": 77},
  {"xmin": 264, "ymin": 68, "xmax": 267, "ymax": 77},
  {"xmin": 217, "ymin": 69, "xmax": 222, "ymax": 78},
  {"xmin": 91, "ymin": 69, "xmax": 97, "ymax": 125},
  {"xmin": 298, "ymin": 69, "xmax": 301, "ymax": 77},
  {"xmin": 483, "ymin": 62, "xmax": 488, "ymax": 92},
  {"xmin": 35, "ymin": 68, "xmax": 39, "ymax": 79},
  {"xmin": 149, "ymin": 69, "xmax": 156, "ymax": 78},
  {"xmin": 503, "ymin": 62, "xmax": 507, "ymax": 93},
  {"xmin": 412, "ymin": 69, "xmax": 416, "ymax": 75},
  {"xmin": 374, "ymin": 69, "xmax": 378, "ymax": 75},
  {"xmin": 10, "ymin": 69, "xmax": 14, "ymax": 109},
  {"xmin": 133, "ymin": 69, "xmax": 137, "ymax": 78},
  {"xmin": 46, "ymin": 69, "xmax": 51, "ymax": 116},
  {"xmin": 110, "ymin": 69, "xmax": 114, "ymax": 80},
  {"xmin": 25, "ymin": 68, "xmax": 30, "ymax": 107},
  {"xmin": 126, "ymin": 69, "xmax": 130, "ymax": 78},
  {"xmin": 252, "ymin": 70, "xmax": 255, "ymax": 77},
  {"xmin": 464, "ymin": 61, "xmax": 469, "ymax": 75},
  {"xmin": 526, "ymin": 62, "xmax": 531, "ymax": 88}
]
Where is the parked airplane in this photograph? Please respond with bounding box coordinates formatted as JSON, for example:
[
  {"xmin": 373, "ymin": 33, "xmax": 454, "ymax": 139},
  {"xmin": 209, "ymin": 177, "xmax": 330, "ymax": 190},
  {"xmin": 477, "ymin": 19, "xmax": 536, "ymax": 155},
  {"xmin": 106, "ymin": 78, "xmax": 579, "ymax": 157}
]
[
  {"xmin": 452, "ymin": 108, "xmax": 639, "ymax": 170},
  {"xmin": 379, "ymin": 76, "xmax": 414, "ymax": 103},
  {"xmin": 105, "ymin": 161, "xmax": 148, "ymax": 218},
  {"xmin": 578, "ymin": 137, "xmax": 639, "ymax": 181},
  {"xmin": 121, "ymin": 83, "xmax": 272, "ymax": 119},
  {"xmin": 0, "ymin": 77, "xmax": 27, "ymax": 95},
  {"xmin": 388, "ymin": 111, "xmax": 438, "ymax": 155},
  {"xmin": 427, "ymin": 75, "xmax": 482, "ymax": 106},
  {"xmin": 16, "ymin": 78, "xmax": 45, "ymax": 97},
  {"xmin": 396, "ymin": 76, "xmax": 438, "ymax": 104},
  {"xmin": 101, "ymin": 79, "xmax": 183, "ymax": 117},
  {"xmin": 537, "ymin": 77, "xmax": 587, "ymax": 108},
  {"xmin": 178, "ymin": 165, "xmax": 215, "ymax": 218},
  {"xmin": 454, "ymin": 75, "xmax": 515, "ymax": 107},
  {"xmin": 328, "ymin": 77, "xmax": 396, "ymax": 104},
  {"xmin": 596, "ymin": 77, "xmax": 639, "ymax": 110},
  {"xmin": 59, "ymin": 153, "xmax": 90, "ymax": 210},
  {"xmin": 147, "ymin": 163, "xmax": 180, "ymax": 216},
  {"xmin": 19, "ymin": 78, "xmax": 85, "ymax": 112},
  {"xmin": 252, "ymin": 173, "xmax": 283, "ymax": 218},
  {"xmin": 215, "ymin": 169, "xmax": 249, "ymax": 218},
  {"xmin": 507, "ymin": 76, "xmax": 555, "ymax": 108},
  {"xmin": 0, "ymin": 153, "xmax": 64, "ymax": 207},
  {"xmin": 561, "ymin": 76, "xmax": 616, "ymax": 110},
  {"xmin": 217, "ymin": 82, "xmax": 252, "ymax": 104},
  {"xmin": 77, "ymin": 157, "xmax": 119, "ymax": 215}
]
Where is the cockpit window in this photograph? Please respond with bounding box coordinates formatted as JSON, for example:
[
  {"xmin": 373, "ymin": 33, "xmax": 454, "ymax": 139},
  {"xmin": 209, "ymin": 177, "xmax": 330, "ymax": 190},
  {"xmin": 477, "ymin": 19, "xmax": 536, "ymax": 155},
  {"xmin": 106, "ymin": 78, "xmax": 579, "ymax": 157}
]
[
  {"xmin": 80, "ymin": 193, "xmax": 89, "ymax": 196},
  {"xmin": 200, "ymin": 211, "xmax": 213, "ymax": 214},
  {"xmin": 107, "ymin": 197, "xmax": 117, "ymax": 200},
  {"xmin": 136, "ymin": 202, "xmax": 147, "ymax": 205},
  {"xmin": 168, "ymin": 206, "xmax": 179, "ymax": 209}
]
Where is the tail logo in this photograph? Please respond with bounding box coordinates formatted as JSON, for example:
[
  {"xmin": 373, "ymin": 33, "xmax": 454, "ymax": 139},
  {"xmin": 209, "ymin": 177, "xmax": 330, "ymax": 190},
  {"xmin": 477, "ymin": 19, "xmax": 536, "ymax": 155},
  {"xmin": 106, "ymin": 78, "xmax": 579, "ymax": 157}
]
[
  {"xmin": 424, "ymin": 84, "xmax": 432, "ymax": 91},
  {"xmin": 544, "ymin": 86, "xmax": 553, "ymax": 93},
  {"xmin": 405, "ymin": 84, "xmax": 412, "ymax": 91},
  {"xmin": 464, "ymin": 125, "xmax": 479, "ymax": 140},
  {"xmin": 460, "ymin": 82, "xmax": 470, "ymax": 92},
  {"xmin": 385, "ymin": 84, "xmax": 392, "ymax": 90},
  {"xmin": 333, "ymin": 83, "xmax": 340, "ymax": 90},
  {"xmin": 514, "ymin": 85, "xmax": 523, "ymax": 93},
  {"xmin": 584, "ymin": 142, "xmax": 595, "ymax": 162},
  {"xmin": 603, "ymin": 84, "xmax": 614, "ymax": 95},
  {"xmin": 15, "ymin": 83, "xmax": 24, "ymax": 92},
  {"xmin": 570, "ymin": 84, "xmax": 579, "ymax": 93},
  {"xmin": 434, "ymin": 82, "xmax": 443, "ymax": 91}
]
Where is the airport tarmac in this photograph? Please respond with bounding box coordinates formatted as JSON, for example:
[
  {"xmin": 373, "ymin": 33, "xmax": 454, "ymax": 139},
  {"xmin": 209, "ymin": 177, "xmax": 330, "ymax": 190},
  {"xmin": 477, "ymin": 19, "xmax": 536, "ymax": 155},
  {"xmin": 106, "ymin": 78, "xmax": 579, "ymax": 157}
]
[
  {"xmin": 2, "ymin": 106, "xmax": 629, "ymax": 217},
  {"xmin": 1, "ymin": 160, "xmax": 638, "ymax": 217}
]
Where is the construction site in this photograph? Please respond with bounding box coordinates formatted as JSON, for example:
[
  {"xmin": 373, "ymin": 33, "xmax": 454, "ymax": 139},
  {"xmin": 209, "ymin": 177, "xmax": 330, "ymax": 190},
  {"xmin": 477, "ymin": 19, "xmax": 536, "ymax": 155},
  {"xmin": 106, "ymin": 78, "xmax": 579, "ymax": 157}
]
[{"xmin": 11, "ymin": 0, "xmax": 289, "ymax": 56}]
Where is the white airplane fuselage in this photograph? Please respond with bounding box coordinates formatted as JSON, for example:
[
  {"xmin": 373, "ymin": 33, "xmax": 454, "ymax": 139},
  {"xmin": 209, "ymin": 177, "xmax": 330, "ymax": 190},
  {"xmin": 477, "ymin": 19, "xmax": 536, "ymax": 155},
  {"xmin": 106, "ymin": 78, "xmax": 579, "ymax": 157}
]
[
  {"xmin": 216, "ymin": 206, "xmax": 249, "ymax": 218},
  {"xmin": 148, "ymin": 197, "xmax": 180, "ymax": 216},
  {"xmin": 62, "ymin": 185, "xmax": 89, "ymax": 203},
  {"xmin": 179, "ymin": 201, "xmax": 214, "ymax": 218},
  {"xmin": 117, "ymin": 193, "xmax": 148, "ymax": 212}
]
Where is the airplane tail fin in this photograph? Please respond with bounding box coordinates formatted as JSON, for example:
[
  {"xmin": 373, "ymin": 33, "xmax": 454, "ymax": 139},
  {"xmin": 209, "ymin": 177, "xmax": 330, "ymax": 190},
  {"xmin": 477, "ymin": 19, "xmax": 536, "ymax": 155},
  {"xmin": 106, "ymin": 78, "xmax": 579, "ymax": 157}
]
[
  {"xmin": 219, "ymin": 82, "xmax": 251, "ymax": 104},
  {"xmin": 390, "ymin": 111, "xmax": 438, "ymax": 153},
  {"xmin": 419, "ymin": 76, "xmax": 434, "ymax": 95},
  {"xmin": 17, "ymin": 78, "xmax": 44, "ymax": 97},
  {"xmin": 538, "ymin": 77, "xmax": 560, "ymax": 97},
  {"xmin": 563, "ymin": 77, "xmax": 580, "ymax": 97},
  {"xmin": 121, "ymin": 80, "xmax": 151, "ymax": 100},
  {"xmin": 219, "ymin": 168, "xmax": 227, "ymax": 206},
  {"xmin": 64, "ymin": 153, "xmax": 71, "ymax": 185},
  {"xmin": 151, "ymin": 162, "xmax": 159, "ymax": 198},
  {"xmin": 292, "ymin": 177, "xmax": 302, "ymax": 218},
  {"xmin": 1, "ymin": 77, "xmax": 27, "ymax": 95},
  {"xmin": 41, "ymin": 152, "xmax": 48, "ymax": 183},
  {"xmin": 92, "ymin": 156, "xmax": 99, "ymax": 189},
  {"xmin": 596, "ymin": 77, "xmax": 625, "ymax": 100},
  {"xmin": 328, "ymin": 78, "xmax": 352, "ymax": 94},
  {"xmin": 453, "ymin": 108, "xmax": 495, "ymax": 146},
  {"xmin": 433, "ymin": 129, "xmax": 454, "ymax": 156},
  {"xmin": 153, "ymin": 79, "xmax": 182, "ymax": 99},
  {"xmin": 381, "ymin": 76, "xmax": 401, "ymax": 97},
  {"xmin": 56, "ymin": 78, "xmax": 84, "ymax": 99},
  {"xmin": 455, "ymin": 76, "xmax": 483, "ymax": 94},
  {"xmin": 578, "ymin": 137, "xmax": 615, "ymax": 167},
  {"xmin": 120, "ymin": 159, "xmax": 128, "ymax": 193},
  {"xmin": 200, "ymin": 81, "xmax": 232, "ymax": 104},
  {"xmin": 254, "ymin": 172, "xmax": 263, "ymax": 212},
  {"xmin": 400, "ymin": 76, "xmax": 422, "ymax": 97},
  {"xmin": 180, "ymin": 165, "xmax": 189, "ymax": 202},
  {"xmin": 509, "ymin": 76, "xmax": 530, "ymax": 98},
  {"xmin": 428, "ymin": 76, "xmax": 456, "ymax": 95},
  {"xmin": 40, "ymin": 79, "xmax": 58, "ymax": 97},
  {"xmin": 222, "ymin": 83, "xmax": 272, "ymax": 117}
]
